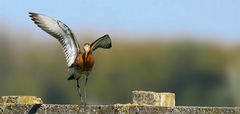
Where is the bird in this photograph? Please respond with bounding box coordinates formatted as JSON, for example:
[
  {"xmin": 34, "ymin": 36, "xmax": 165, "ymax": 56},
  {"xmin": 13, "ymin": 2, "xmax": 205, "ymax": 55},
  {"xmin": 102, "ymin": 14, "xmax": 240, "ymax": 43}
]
[{"xmin": 29, "ymin": 12, "xmax": 112, "ymax": 104}]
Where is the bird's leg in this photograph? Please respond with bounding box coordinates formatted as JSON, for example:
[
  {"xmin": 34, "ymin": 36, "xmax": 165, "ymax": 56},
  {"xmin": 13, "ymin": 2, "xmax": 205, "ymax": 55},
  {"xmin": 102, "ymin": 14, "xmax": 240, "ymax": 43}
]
[
  {"xmin": 85, "ymin": 76, "xmax": 88, "ymax": 86},
  {"xmin": 76, "ymin": 79, "xmax": 83, "ymax": 104},
  {"xmin": 83, "ymin": 76, "xmax": 88, "ymax": 105}
]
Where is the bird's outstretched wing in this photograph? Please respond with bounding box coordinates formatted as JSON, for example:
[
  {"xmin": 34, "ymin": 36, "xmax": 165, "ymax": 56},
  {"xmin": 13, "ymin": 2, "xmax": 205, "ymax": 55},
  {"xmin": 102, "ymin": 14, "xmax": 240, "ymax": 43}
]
[
  {"xmin": 90, "ymin": 34, "xmax": 112, "ymax": 52},
  {"xmin": 29, "ymin": 12, "xmax": 80, "ymax": 67}
]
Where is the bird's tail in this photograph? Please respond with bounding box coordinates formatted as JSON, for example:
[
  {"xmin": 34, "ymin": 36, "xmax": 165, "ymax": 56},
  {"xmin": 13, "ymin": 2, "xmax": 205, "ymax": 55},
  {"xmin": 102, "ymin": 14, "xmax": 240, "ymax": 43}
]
[{"xmin": 67, "ymin": 74, "xmax": 75, "ymax": 80}]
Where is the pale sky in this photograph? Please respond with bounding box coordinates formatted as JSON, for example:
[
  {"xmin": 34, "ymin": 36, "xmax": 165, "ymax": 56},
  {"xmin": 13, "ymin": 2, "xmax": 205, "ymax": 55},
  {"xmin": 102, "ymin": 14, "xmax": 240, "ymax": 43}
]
[{"xmin": 1, "ymin": 0, "xmax": 239, "ymax": 41}]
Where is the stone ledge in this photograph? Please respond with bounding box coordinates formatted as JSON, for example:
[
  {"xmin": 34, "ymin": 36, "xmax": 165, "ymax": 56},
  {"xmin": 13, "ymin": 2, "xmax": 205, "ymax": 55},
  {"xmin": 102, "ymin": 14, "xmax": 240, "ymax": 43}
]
[
  {"xmin": 132, "ymin": 91, "xmax": 175, "ymax": 106},
  {"xmin": 0, "ymin": 103, "xmax": 239, "ymax": 114},
  {"xmin": 1, "ymin": 91, "xmax": 239, "ymax": 114},
  {"xmin": 0, "ymin": 96, "xmax": 43, "ymax": 104}
]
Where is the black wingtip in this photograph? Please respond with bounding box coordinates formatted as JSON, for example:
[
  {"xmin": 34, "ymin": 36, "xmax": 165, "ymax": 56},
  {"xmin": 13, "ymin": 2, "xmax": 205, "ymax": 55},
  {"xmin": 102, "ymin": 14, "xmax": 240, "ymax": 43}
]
[
  {"xmin": 28, "ymin": 12, "xmax": 33, "ymax": 15},
  {"xmin": 29, "ymin": 13, "xmax": 37, "ymax": 24},
  {"xmin": 103, "ymin": 34, "xmax": 110, "ymax": 38},
  {"xmin": 29, "ymin": 12, "xmax": 36, "ymax": 17},
  {"xmin": 109, "ymin": 42, "xmax": 112, "ymax": 48},
  {"xmin": 28, "ymin": 12, "xmax": 43, "ymax": 19},
  {"xmin": 105, "ymin": 34, "xmax": 112, "ymax": 48},
  {"xmin": 28, "ymin": 12, "xmax": 38, "ymax": 21},
  {"xmin": 102, "ymin": 34, "xmax": 112, "ymax": 48}
]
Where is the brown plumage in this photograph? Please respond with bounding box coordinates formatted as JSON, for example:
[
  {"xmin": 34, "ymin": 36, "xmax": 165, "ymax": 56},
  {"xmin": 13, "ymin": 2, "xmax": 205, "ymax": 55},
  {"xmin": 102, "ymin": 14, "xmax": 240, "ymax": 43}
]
[{"xmin": 75, "ymin": 52, "xmax": 94, "ymax": 72}]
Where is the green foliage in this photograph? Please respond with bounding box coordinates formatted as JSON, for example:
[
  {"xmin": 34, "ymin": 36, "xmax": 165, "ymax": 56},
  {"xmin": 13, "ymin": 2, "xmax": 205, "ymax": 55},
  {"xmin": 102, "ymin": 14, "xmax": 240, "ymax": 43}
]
[{"xmin": 0, "ymin": 28, "xmax": 239, "ymax": 106}]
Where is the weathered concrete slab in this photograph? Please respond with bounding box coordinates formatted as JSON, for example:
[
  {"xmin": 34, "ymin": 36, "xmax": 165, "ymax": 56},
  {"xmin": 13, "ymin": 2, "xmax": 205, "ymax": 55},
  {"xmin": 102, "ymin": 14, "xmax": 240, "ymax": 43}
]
[
  {"xmin": 132, "ymin": 91, "xmax": 175, "ymax": 107},
  {"xmin": 0, "ymin": 96, "xmax": 43, "ymax": 104},
  {"xmin": 0, "ymin": 103, "xmax": 240, "ymax": 114}
]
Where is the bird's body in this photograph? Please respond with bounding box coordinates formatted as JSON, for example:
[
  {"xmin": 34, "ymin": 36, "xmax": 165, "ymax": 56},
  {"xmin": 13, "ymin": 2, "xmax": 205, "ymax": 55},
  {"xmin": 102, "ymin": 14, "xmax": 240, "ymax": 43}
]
[
  {"xmin": 68, "ymin": 51, "xmax": 95, "ymax": 80},
  {"xmin": 75, "ymin": 52, "xmax": 94, "ymax": 72},
  {"xmin": 29, "ymin": 12, "xmax": 112, "ymax": 104}
]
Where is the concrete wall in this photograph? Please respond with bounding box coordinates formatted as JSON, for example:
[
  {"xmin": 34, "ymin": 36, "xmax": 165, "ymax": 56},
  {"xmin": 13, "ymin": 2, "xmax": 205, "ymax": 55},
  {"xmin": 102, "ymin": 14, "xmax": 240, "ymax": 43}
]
[
  {"xmin": 1, "ymin": 104, "xmax": 240, "ymax": 114},
  {"xmin": 1, "ymin": 91, "xmax": 239, "ymax": 114}
]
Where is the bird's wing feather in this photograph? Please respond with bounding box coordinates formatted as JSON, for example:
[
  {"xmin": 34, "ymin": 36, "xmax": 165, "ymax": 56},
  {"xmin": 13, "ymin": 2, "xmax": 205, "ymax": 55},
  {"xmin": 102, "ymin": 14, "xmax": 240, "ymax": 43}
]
[
  {"xmin": 90, "ymin": 34, "xmax": 112, "ymax": 52},
  {"xmin": 29, "ymin": 12, "xmax": 80, "ymax": 67}
]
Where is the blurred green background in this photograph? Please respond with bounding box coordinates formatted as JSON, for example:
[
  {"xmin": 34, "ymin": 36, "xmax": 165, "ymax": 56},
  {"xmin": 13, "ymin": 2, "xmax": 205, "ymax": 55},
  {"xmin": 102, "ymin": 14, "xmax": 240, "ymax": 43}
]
[
  {"xmin": 1, "ymin": 0, "xmax": 240, "ymax": 106},
  {"xmin": 0, "ymin": 28, "xmax": 240, "ymax": 106}
]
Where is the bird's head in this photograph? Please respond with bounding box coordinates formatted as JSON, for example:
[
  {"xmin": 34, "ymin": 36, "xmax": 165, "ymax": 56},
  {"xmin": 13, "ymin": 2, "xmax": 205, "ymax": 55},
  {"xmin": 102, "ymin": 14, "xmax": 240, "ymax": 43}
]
[
  {"xmin": 83, "ymin": 43, "xmax": 91, "ymax": 52},
  {"xmin": 83, "ymin": 43, "xmax": 91, "ymax": 60}
]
